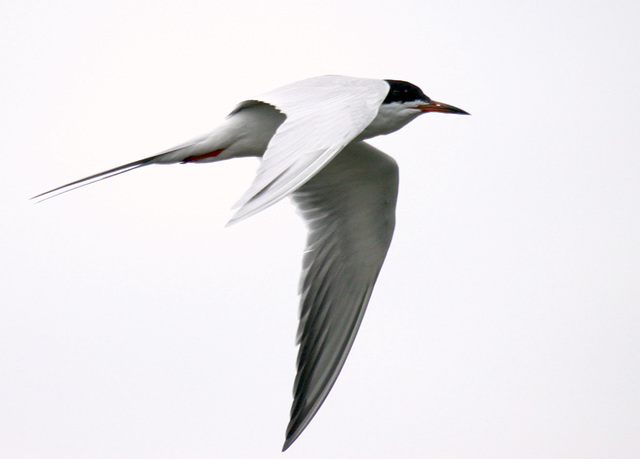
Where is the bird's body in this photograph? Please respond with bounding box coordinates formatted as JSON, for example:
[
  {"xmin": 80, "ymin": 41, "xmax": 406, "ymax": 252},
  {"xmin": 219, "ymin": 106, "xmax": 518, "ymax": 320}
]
[{"xmin": 35, "ymin": 75, "xmax": 468, "ymax": 450}]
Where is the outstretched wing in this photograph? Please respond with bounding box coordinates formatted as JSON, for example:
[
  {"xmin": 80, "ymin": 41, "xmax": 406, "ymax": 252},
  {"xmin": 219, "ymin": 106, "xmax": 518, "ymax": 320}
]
[
  {"xmin": 228, "ymin": 76, "xmax": 389, "ymax": 224},
  {"xmin": 283, "ymin": 141, "xmax": 399, "ymax": 450}
]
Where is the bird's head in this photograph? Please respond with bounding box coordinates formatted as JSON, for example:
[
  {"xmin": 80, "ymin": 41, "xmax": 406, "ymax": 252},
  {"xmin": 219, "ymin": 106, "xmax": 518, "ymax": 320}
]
[
  {"xmin": 383, "ymin": 79, "xmax": 469, "ymax": 115},
  {"xmin": 358, "ymin": 79, "xmax": 468, "ymax": 140}
]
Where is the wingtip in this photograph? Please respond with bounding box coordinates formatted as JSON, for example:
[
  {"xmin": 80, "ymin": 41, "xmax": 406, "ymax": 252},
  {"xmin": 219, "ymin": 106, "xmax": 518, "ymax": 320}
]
[
  {"xmin": 281, "ymin": 416, "xmax": 310, "ymax": 452},
  {"xmin": 224, "ymin": 211, "xmax": 246, "ymax": 227},
  {"xmin": 281, "ymin": 434, "xmax": 296, "ymax": 452},
  {"xmin": 225, "ymin": 201, "xmax": 265, "ymax": 227}
]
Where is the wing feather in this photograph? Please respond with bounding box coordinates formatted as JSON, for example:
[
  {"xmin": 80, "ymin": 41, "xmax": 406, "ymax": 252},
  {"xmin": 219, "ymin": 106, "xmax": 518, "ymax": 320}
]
[
  {"xmin": 228, "ymin": 76, "xmax": 389, "ymax": 224},
  {"xmin": 283, "ymin": 141, "xmax": 399, "ymax": 450}
]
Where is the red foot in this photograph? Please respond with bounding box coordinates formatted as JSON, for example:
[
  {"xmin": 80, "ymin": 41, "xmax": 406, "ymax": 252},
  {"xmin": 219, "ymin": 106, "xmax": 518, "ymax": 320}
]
[{"xmin": 182, "ymin": 149, "xmax": 224, "ymax": 163}]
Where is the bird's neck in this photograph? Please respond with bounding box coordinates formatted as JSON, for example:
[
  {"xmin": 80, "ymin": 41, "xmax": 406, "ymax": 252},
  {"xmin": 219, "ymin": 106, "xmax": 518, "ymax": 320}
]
[{"xmin": 356, "ymin": 104, "xmax": 422, "ymax": 140}]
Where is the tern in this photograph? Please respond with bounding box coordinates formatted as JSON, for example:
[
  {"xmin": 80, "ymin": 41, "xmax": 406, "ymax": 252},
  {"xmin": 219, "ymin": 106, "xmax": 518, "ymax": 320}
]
[{"xmin": 34, "ymin": 75, "xmax": 468, "ymax": 451}]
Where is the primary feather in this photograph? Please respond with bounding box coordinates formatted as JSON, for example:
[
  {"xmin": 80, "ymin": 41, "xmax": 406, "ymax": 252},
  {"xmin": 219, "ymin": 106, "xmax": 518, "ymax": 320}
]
[
  {"xmin": 284, "ymin": 141, "xmax": 398, "ymax": 450},
  {"xmin": 33, "ymin": 75, "xmax": 468, "ymax": 451}
]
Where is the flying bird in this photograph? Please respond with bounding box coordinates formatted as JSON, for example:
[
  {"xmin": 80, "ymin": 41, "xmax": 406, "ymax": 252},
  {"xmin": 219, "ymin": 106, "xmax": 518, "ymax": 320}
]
[{"xmin": 34, "ymin": 75, "xmax": 468, "ymax": 451}]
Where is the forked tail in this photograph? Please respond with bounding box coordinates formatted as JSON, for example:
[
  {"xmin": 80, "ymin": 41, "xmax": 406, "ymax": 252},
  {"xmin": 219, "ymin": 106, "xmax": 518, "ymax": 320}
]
[
  {"xmin": 30, "ymin": 131, "xmax": 227, "ymax": 202},
  {"xmin": 31, "ymin": 155, "xmax": 159, "ymax": 203}
]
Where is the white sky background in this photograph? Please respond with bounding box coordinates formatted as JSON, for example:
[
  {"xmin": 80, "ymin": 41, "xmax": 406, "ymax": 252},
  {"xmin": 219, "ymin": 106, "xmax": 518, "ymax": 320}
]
[{"xmin": 2, "ymin": 0, "xmax": 639, "ymax": 457}]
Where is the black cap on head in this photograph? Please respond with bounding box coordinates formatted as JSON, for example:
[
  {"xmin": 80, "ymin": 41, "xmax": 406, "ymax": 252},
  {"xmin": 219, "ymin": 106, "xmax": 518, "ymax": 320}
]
[{"xmin": 383, "ymin": 80, "xmax": 430, "ymax": 104}]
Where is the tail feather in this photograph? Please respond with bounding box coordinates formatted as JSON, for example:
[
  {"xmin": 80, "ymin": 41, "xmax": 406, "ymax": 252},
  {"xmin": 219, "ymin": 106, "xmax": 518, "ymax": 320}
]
[
  {"xmin": 32, "ymin": 127, "xmax": 232, "ymax": 203},
  {"xmin": 32, "ymin": 155, "xmax": 158, "ymax": 203}
]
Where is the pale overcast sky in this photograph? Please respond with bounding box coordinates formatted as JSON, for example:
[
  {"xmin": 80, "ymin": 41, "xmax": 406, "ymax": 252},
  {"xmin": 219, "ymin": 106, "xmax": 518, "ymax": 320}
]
[{"xmin": 2, "ymin": 1, "xmax": 639, "ymax": 458}]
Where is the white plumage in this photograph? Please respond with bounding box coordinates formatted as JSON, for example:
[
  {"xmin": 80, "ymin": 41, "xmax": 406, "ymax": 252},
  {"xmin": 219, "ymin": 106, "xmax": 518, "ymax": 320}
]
[{"xmin": 34, "ymin": 75, "xmax": 468, "ymax": 451}]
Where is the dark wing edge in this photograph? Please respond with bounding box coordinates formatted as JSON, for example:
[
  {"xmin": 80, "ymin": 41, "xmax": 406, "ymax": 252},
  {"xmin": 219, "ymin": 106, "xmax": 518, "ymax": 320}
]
[{"xmin": 284, "ymin": 141, "xmax": 399, "ymax": 451}]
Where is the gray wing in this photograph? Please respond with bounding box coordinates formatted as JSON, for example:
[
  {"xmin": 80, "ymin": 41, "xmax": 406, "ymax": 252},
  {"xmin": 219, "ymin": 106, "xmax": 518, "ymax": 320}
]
[
  {"xmin": 228, "ymin": 76, "xmax": 389, "ymax": 224},
  {"xmin": 283, "ymin": 141, "xmax": 399, "ymax": 450}
]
